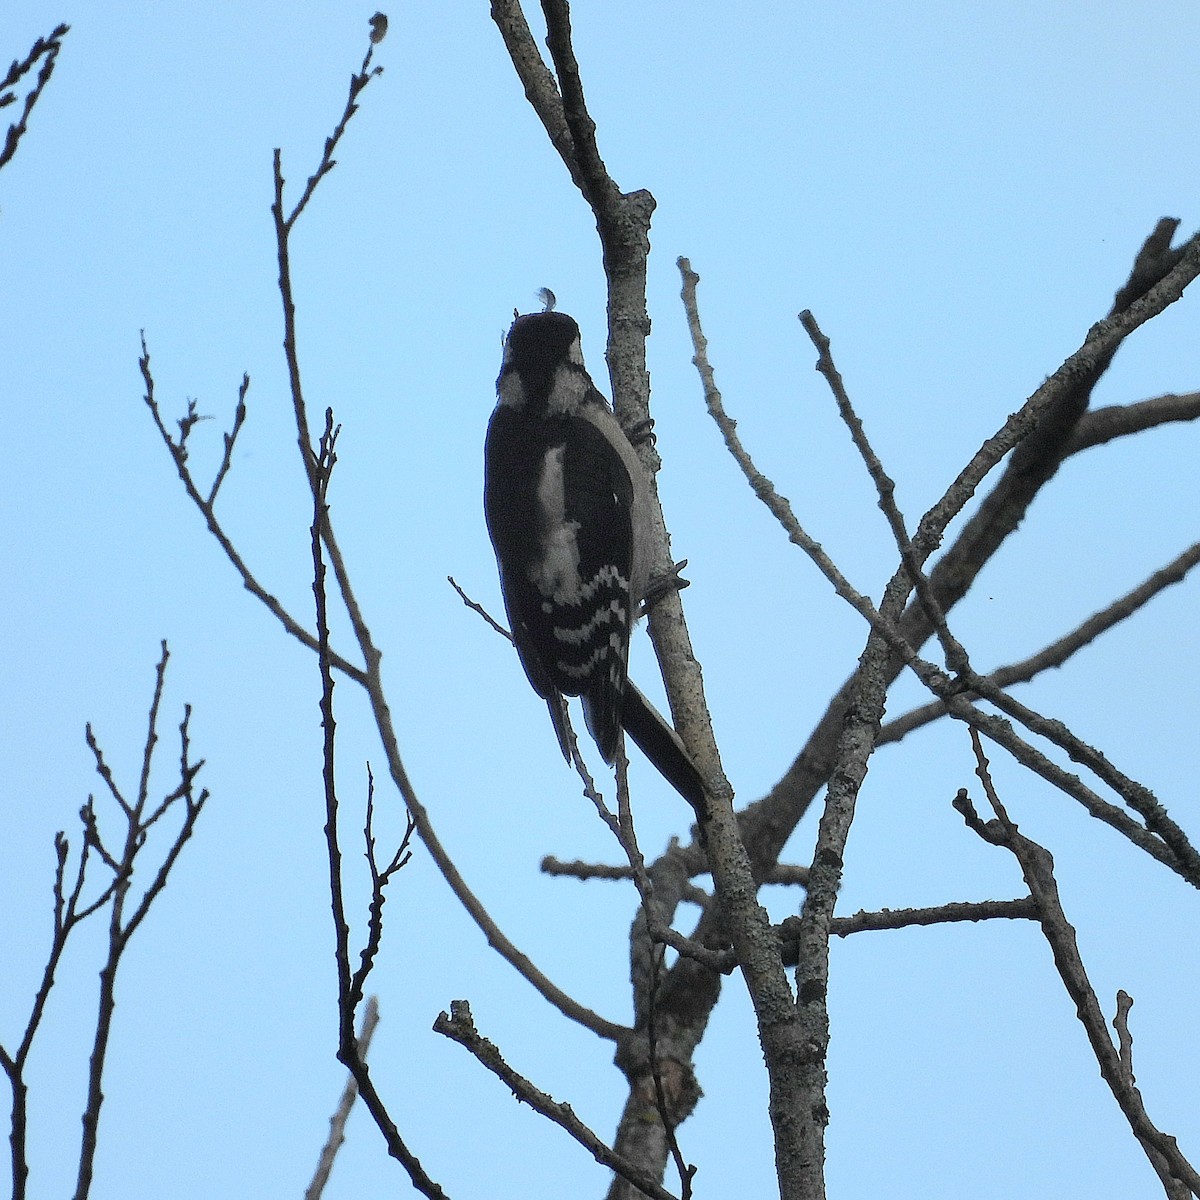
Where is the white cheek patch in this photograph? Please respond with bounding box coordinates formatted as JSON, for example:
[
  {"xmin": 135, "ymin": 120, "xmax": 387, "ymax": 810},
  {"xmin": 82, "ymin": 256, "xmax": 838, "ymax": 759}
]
[
  {"xmin": 545, "ymin": 362, "xmax": 590, "ymax": 416},
  {"xmin": 497, "ymin": 370, "xmax": 526, "ymax": 409}
]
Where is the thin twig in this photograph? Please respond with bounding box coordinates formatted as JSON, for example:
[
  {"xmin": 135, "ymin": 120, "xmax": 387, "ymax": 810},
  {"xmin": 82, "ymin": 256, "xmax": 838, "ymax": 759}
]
[
  {"xmin": 311, "ymin": 408, "xmax": 351, "ymax": 1008},
  {"xmin": 310, "ymin": 410, "xmax": 446, "ymax": 1198},
  {"xmin": 0, "ymin": 23, "xmax": 69, "ymax": 174},
  {"xmin": 121, "ymin": 707, "xmax": 206, "ymax": 942},
  {"xmin": 140, "ymin": 339, "xmax": 367, "ymax": 685},
  {"xmin": 434, "ymin": 1001, "xmax": 681, "ymax": 1200},
  {"xmin": 799, "ymin": 308, "xmax": 971, "ymax": 678},
  {"xmin": 646, "ymin": 945, "xmax": 696, "ymax": 1199},
  {"xmin": 306, "ymin": 995, "xmax": 382, "ymax": 1200},
  {"xmin": 351, "ymin": 767, "xmax": 416, "ymax": 1007},
  {"xmin": 680, "ymin": 261, "xmax": 927, "ymax": 671},
  {"xmin": 282, "ymin": 42, "xmax": 383, "ymax": 229},
  {"xmin": 964, "ymin": 732, "xmax": 1200, "ymax": 1199},
  {"xmin": 448, "ymin": 576, "xmax": 512, "ymax": 640},
  {"xmin": 797, "ymin": 310, "xmax": 1200, "ymax": 881},
  {"xmin": 880, "ymin": 539, "xmax": 1200, "ymax": 743},
  {"xmin": 207, "ymin": 373, "xmax": 250, "ymax": 506},
  {"xmin": 72, "ymin": 645, "xmax": 209, "ymax": 1200}
]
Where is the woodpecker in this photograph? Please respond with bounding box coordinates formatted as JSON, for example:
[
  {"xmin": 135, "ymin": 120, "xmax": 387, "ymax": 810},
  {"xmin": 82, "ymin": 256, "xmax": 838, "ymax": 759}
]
[{"xmin": 484, "ymin": 308, "xmax": 705, "ymax": 812}]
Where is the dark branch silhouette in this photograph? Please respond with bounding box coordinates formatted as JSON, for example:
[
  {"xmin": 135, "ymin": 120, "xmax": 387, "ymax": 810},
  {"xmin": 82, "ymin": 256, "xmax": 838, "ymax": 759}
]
[{"xmin": 1, "ymin": 644, "xmax": 207, "ymax": 1200}]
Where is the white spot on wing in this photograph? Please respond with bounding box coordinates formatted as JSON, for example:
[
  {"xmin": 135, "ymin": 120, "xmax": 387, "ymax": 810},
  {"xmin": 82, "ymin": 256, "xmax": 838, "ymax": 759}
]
[
  {"xmin": 552, "ymin": 594, "xmax": 627, "ymax": 646},
  {"xmin": 529, "ymin": 446, "xmax": 583, "ymax": 598}
]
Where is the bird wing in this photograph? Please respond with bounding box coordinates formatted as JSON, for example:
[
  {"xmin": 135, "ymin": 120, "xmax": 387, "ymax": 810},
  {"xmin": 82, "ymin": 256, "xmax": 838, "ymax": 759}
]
[{"xmin": 485, "ymin": 407, "xmax": 635, "ymax": 761}]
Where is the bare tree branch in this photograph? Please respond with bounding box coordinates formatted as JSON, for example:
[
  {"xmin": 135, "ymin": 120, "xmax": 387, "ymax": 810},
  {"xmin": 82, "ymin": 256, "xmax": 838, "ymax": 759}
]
[
  {"xmin": 493, "ymin": 12, "xmax": 812, "ymax": 1195},
  {"xmin": 207, "ymin": 373, "xmax": 249, "ymax": 506},
  {"xmin": 962, "ymin": 733, "xmax": 1200, "ymax": 1199},
  {"xmin": 971, "ymin": 682, "xmax": 1200, "ymax": 880},
  {"xmin": 826, "ymin": 898, "xmax": 1039, "ymax": 937},
  {"xmin": 140, "ymin": 340, "xmax": 368, "ymax": 686},
  {"xmin": 306, "ymin": 995, "xmax": 382, "ymax": 1200},
  {"xmin": 686, "ymin": 900, "xmax": 1041, "ymax": 976},
  {"xmin": 1, "ymin": 23, "xmax": 68, "ymax": 174},
  {"xmin": 880, "ymin": 539, "xmax": 1200, "ymax": 743},
  {"xmin": 447, "ymin": 575, "xmax": 512, "ymax": 640},
  {"xmin": 488, "ymin": 0, "xmax": 580, "ymax": 189},
  {"xmin": 33, "ymin": 644, "xmax": 209, "ymax": 1200},
  {"xmin": 673, "ymin": 219, "xmax": 1200, "ymax": 1196},
  {"xmin": 541, "ymin": 856, "xmax": 808, "ymax": 889},
  {"xmin": 142, "ymin": 22, "xmax": 627, "ymax": 1053},
  {"xmin": 279, "ymin": 40, "xmax": 383, "ymax": 230},
  {"xmin": 308, "ymin": 411, "xmax": 447, "ymax": 1199},
  {"xmin": 1069, "ymin": 392, "xmax": 1200, "ymax": 453},
  {"xmin": 434, "ymin": 1001, "xmax": 682, "ymax": 1200},
  {"xmin": 796, "ymin": 308, "xmax": 1200, "ymax": 886},
  {"xmin": 731, "ymin": 218, "xmax": 1200, "ymax": 871}
]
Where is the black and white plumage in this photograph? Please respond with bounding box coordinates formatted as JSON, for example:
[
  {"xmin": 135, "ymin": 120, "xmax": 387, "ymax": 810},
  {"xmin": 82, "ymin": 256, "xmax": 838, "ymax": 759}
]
[{"xmin": 484, "ymin": 309, "xmax": 705, "ymax": 811}]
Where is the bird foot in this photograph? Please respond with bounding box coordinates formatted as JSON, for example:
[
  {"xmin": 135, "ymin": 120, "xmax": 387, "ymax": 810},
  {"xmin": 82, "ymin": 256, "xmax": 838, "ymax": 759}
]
[
  {"xmin": 640, "ymin": 559, "xmax": 690, "ymax": 616},
  {"xmin": 622, "ymin": 416, "xmax": 656, "ymax": 448}
]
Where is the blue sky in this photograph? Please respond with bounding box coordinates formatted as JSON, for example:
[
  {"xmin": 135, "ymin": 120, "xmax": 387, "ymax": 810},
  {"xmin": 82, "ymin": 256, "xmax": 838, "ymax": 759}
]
[{"xmin": 3, "ymin": 4, "xmax": 1199, "ymax": 1198}]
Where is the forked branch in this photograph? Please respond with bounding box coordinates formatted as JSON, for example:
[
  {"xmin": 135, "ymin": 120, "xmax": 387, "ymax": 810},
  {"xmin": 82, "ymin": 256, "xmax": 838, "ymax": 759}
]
[{"xmin": 962, "ymin": 733, "xmax": 1200, "ymax": 1199}]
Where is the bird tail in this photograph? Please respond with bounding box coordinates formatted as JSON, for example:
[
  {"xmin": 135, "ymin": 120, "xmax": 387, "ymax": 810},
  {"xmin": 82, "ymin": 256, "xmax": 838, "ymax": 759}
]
[
  {"xmin": 545, "ymin": 694, "xmax": 571, "ymax": 761},
  {"xmin": 620, "ymin": 684, "xmax": 707, "ymax": 817}
]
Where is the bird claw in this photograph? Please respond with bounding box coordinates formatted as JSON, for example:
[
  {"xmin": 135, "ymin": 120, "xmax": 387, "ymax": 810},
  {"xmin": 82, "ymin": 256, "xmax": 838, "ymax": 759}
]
[
  {"xmin": 640, "ymin": 559, "xmax": 690, "ymax": 616},
  {"xmin": 623, "ymin": 416, "xmax": 656, "ymax": 448}
]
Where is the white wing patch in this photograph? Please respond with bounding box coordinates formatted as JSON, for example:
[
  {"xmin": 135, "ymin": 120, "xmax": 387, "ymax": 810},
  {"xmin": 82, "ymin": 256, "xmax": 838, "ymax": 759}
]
[
  {"xmin": 529, "ymin": 445, "xmax": 582, "ymax": 599},
  {"xmin": 529, "ymin": 436, "xmax": 631, "ymax": 686}
]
